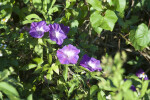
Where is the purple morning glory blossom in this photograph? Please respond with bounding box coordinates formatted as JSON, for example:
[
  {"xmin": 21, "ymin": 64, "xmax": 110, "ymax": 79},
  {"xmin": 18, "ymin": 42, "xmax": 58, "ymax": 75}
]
[
  {"xmin": 29, "ymin": 21, "xmax": 49, "ymax": 38},
  {"xmin": 130, "ymin": 85, "xmax": 136, "ymax": 91},
  {"xmin": 56, "ymin": 44, "xmax": 80, "ymax": 64},
  {"xmin": 49, "ymin": 23, "xmax": 69, "ymax": 45},
  {"xmin": 80, "ymin": 55, "xmax": 102, "ymax": 72},
  {"xmin": 136, "ymin": 69, "xmax": 148, "ymax": 80}
]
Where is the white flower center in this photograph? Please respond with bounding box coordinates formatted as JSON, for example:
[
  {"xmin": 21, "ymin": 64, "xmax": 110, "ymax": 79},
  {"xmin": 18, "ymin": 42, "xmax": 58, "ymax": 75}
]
[
  {"xmin": 54, "ymin": 31, "xmax": 61, "ymax": 38},
  {"xmin": 63, "ymin": 50, "xmax": 75, "ymax": 58},
  {"xmin": 36, "ymin": 27, "xmax": 44, "ymax": 34},
  {"xmin": 139, "ymin": 73, "xmax": 147, "ymax": 79},
  {"xmin": 87, "ymin": 61, "xmax": 96, "ymax": 68}
]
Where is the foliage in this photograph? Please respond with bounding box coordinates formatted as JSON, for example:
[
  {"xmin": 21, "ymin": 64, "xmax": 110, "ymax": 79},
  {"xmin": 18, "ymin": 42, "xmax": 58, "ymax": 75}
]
[{"xmin": 0, "ymin": 0, "xmax": 150, "ymax": 99}]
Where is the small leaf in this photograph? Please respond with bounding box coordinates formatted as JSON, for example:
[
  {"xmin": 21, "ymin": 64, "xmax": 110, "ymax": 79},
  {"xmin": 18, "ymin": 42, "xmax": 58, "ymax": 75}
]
[
  {"xmin": 27, "ymin": 94, "xmax": 33, "ymax": 100},
  {"xmin": 90, "ymin": 85, "xmax": 99, "ymax": 98},
  {"xmin": 51, "ymin": 64, "xmax": 59, "ymax": 75},
  {"xmin": 48, "ymin": 54, "xmax": 52, "ymax": 65},
  {"xmin": 25, "ymin": 14, "xmax": 41, "ymax": 20},
  {"xmin": 93, "ymin": 27, "xmax": 103, "ymax": 34},
  {"xmin": 68, "ymin": 84, "xmax": 76, "ymax": 97},
  {"xmin": 21, "ymin": 64, "xmax": 37, "ymax": 71},
  {"xmin": 87, "ymin": 0, "xmax": 102, "ymax": 11},
  {"xmin": 140, "ymin": 80, "xmax": 149, "ymax": 98},
  {"xmin": 0, "ymin": 69, "xmax": 10, "ymax": 81},
  {"xmin": 32, "ymin": 0, "xmax": 42, "ymax": 10},
  {"xmin": 108, "ymin": 0, "xmax": 126, "ymax": 13},
  {"xmin": 97, "ymin": 91, "xmax": 105, "ymax": 100},
  {"xmin": 34, "ymin": 45, "xmax": 43, "ymax": 57},
  {"xmin": 23, "ymin": 0, "xmax": 29, "ymax": 4},
  {"xmin": 63, "ymin": 65, "xmax": 68, "ymax": 81},
  {"xmin": 129, "ymin": 23, "xmax": 150, "ymax": 50},
  {"xmin": 0, "ymin": 82, "xmax": 20, "ymax": 100},
  {"xmin": 33, "ymin": 58, "xmax": 43, "ymax": 65},
  {"xmin": 33, "ymin": 66, "xmax": 42, "ymax": 74},
  {"xmin": 46, "ymin": 67, "xmax": 53, "ymax": 81}
]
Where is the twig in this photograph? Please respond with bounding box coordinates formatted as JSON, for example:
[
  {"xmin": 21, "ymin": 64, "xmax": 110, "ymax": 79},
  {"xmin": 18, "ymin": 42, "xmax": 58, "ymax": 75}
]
[
  {"xmin": 119, "ymin": 33, "xmax": 150, "ymax": 64},
  {"xmin": 126, "ymin": 0, "xmax": 135, "ymax": 19}
]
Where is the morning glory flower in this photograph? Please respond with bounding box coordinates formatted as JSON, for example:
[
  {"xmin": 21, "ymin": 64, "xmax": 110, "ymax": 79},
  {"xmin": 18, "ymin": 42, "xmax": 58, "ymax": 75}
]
[
  {"xmin": 80, "ymin": 54, "xmax": 102, "ymax": 72},
  {"xmin": 49, "ymin": 23, "xmax": 69, "ymax": 45},
  {"xmin": 130, "ymin": 85, "xmax": 136, "ymax": 91},
  {"xmin": 60, "ymin": 24, "xmax": 70, "ymax": 34},
  {"xmin": 56, "ymin": 44, "xmax": 80, "ymax": 64},
  {"xmin": 29, "ymin": 21, "xmax": 49, "ymax": 38},
  {"xmin": 136, "ymin": 69, "xmax": 148, "ymax": 80}
]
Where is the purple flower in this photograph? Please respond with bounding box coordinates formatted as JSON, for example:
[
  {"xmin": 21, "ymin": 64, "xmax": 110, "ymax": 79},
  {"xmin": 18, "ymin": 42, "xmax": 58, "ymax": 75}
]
[
  {"xmin": 124, "ymin": 79, "xmax": 136, "ymax": 91},
  {"xmin": 80, "ymin": 55, "xmax": 102, "ymax": 72},
  {"xmin": 56, "ymin": 44, "xmax": 80, "ymax": 64},
  {"xmin": 29, "ymin": 21, "xmax": 49, "ymax": 38},
  {"xmin": 136, "ymin": 69, "xmax": 148, "ymax": 80},
  {"xmin": 49, "ymin": 23, "xmax": 69, "ymax": 45},
  {"xmin": 60, "ymin": 24, "xmax": 70, "ymax": 34},
  {"xmin": 130, "ymin": 85, "xmax": 136, "ymax": 91}
]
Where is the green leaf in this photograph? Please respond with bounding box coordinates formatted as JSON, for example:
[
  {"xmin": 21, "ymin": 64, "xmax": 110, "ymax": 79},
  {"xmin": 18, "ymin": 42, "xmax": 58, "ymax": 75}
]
[
  {"xmin": 63, "ymin": 65, "xmax": 68, "ymax": 81},
  {"xmin": 99, "ymin": 10, "xmax": 118, "ymax": 31},
  {"xmin": 129, "ymin": 23, "xmax": 150, "ymax": 50},
  {"xmin": 34, "ymin": 45, "xmax": 43, "ymax": 57},
  {"xmin": 51, "ymin": 64, "xmax": 59, "ymax": 75},
  {"xmin": 0, "ymin": 82, "xmax": 20, "ymax": 100},
  {"xmin": 90, "ymin": 85, "xmax": 99, "ymax": 98},
  {"xmin": 27, "ymin": 94, "xmax": 33, "ymax": 100},
  {"xmin": 33, "ymin": 66, "xmax": 42, "ymax": 74},
  {"xmin": 43, "ymin": 0, "xmax": 47, "ymax": 12},
  {"xmin": 48, "ymin": 54, "xmax": 52, "ymax": 65},
  {"xmin": 47, "ymin": 6, "xmax": 58, "ymax": 15},
  {"xmin": 68, "ymin": 84, "xmax": 76, "ymax": 97},
  {"xmin": 21, "ymin": 64, "xmax": 37, "ymax": 71},
  {"xmin": 0, "ymin": 92, "xmax": 3, "ymax": 100},
  {"xmin": 33, "ymin": 58, "xmax": 43, "ymax": 65},
  {"xmin": 23, "ymin": 0, "xmax": 29, "ymax": 4},
  {"xmin": 93, "ymin": 27, "xmax": 103, "ymax": 34},
  {"xmin": 32, "ymin": 0, "xmax": 42, "ymax": 10},
  {"xmin": 25, "ymin": 14, "xmax": 41, "ymax": 20},
  {"xmin": 140, "ymin": 80, "xmax": 149, "ymax": 98},
  {"xmin": 90, "ymin": 11, "xmax": 103, "ymax": 34},
  {"xmin": 116, "ymin": 0, "xmax": 126, "ymax": 13},
  {"xmin": 46, "ymin": 67, "xmax": 53, "ymax": 81},
  {"xmin": 122, "ymin": 80, "xmax": 132, "ymax": 92},
  {"xmin": 70, "ymin": 20, "xmax": 79, "ymax": 36},
  {"xmin": 107, "ymin": 0, "xmax": 126, "ymax": 13},
  {"xmin": 50, "ymin": 0, "xmax": 56, "ymax": 9},
  {"xmin": 97, "ymin": 91, "xmax": 105, "ymax": 100},
  {"xmin": 90, "ymin": 11, "xmax": 103, "ymax": 28},
  {"xmin": 90, "ymin": 10, "xmax": 118, "ymax": 32},
  {"xmin": 124, "ymin": 90, "xmax": 135, "ymax": 100},
  {"xmin": 87, "ymin": 0, "xmax": 102, "ymax": 11},
  {"xmin": 0, "ymin": 69, "xmax": 10, "ymax": 81}
]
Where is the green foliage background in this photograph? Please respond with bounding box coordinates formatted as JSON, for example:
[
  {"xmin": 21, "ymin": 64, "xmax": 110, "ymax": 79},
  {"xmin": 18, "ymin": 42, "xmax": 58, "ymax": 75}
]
[{"xmin": 0, "ymin": 0, "xmax": 150, "ymax": 100}]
